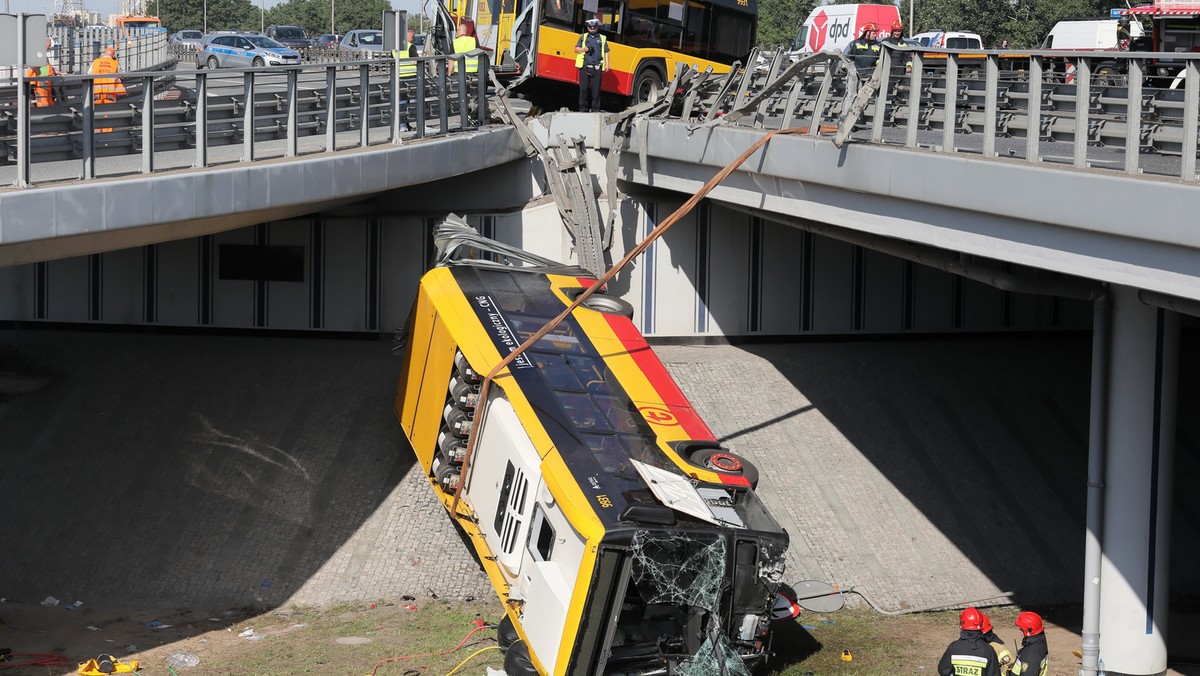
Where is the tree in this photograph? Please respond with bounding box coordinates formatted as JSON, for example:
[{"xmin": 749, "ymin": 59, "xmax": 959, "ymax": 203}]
[
  {"xmin": 151, "ymin": 0, "xmax": 257, "ymax": 31},
  {"xmin": 758, "ymin": 0, "xmax": 818, "ymax": 48},
  {"xmin": 263, "ymin": 0, "xmax": 391, "ymax": 34}
]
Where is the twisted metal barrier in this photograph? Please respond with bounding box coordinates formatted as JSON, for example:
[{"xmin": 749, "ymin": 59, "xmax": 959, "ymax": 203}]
[
  {"xmin": 1, "ymin": 50, "xmax": 491, "ymax": 186},
  {"xmin": 658, "ymin": 46, "xmax": 1200, "ymax": 182}
]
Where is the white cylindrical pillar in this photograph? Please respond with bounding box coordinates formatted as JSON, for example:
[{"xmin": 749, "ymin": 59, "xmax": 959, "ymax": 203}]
[{"xmin": 1098, "ymin": 285, "xmax": 1179, "ymax": 675}]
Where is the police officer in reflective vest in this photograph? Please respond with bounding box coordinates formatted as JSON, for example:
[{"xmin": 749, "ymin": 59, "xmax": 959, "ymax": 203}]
[
  {"xmin": 451, "ymin": 19, "xmax": 478, "ymax": 75},
  {"xmin": 574, "ymin": 17, "xmax": 609, "ymax": 112},
  {"xmin": 843, "ymin": 22, "xmax": 881, "ymax": 76},
  {"xmin": 937, "ymin": 607, "xmax": 1002, "ymax": 676},
  {"xmin": 1010, "ymin": 611, "xmax": 1049, "ymax": 676}
]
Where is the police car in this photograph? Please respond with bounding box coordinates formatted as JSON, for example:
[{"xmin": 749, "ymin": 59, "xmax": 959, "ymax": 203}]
[{"xmin": 196, "ymin": 32, "xmax": 302, "ymax": 69}]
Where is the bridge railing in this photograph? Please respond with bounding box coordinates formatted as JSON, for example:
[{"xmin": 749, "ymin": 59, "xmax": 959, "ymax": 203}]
[
  {"xmin": 671, "ymin": 47, "xmax": 1200, "ymax": 182},
  {"xmin": 1, "ymin": 50, "xmax": 490, "ymax": 187}
]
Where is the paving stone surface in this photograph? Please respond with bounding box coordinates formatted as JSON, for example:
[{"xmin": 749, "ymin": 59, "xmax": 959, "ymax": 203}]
[{"xmin": 1, "ymin": 329, "xmax": 1196, "ymax": 614}]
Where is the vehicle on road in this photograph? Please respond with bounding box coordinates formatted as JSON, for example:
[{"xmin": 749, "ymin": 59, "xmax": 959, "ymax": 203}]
[
  {"xmin": 912, "ymin": 30, "xmax": 983, "ymax": 49},
  {"xmin": 442, "ymin": 0, "xmax": 758, "ymax": 105},
  {"xmin": 196, "ymin": 32, "xmax": 302, "ymax": 68},
  {"xmin": 1041, "ymin": 19, "xmax": 1142, "ymax": 50},
  {"xmin": 789, "ymin": 3, "xmax": 900, "ymax": 57},
  {"xmin": 169, "ymin": 29, "xmax": 203, "ymax": 48},
  {"xmin": 114, "ymin": 14, "xmax": 163, "ymax": 29},
  {"xmin": 1122, "ymin": 3, "xmax": 1200, "ymax": 87},
  {"xmin": 339, "ymin": 29, "xmax": 386, "ymax": 54},
  {"xmin": 312, "ymin": 33, "xmax": 342, "ymax": 48},
  {"xmin": 395, "ymin": 228, "xmax": 790, "ymax": 676},
  {"xmin": 266, "ymin": 25, "xmax": 313, "ymax": 49}
]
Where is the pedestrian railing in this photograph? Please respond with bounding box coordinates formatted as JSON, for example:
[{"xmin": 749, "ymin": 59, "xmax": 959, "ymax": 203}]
[
  {"xmin": 662, "ymin": 46, "xmax": 1200, "ymax": 182},
  {"xmin": 1, "ymin": 50, "xmax": 491, "ymax": 187}
]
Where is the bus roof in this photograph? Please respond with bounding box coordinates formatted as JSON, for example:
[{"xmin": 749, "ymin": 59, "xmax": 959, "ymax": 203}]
[{"xmin": 444, "ymin": 264, "xmax": 776, "ymax": 532}]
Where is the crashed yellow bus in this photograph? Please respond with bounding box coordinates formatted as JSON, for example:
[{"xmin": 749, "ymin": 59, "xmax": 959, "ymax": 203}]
[{"xmin": 394, "ymin": 222, "xmax": 790, "ymax": 675}]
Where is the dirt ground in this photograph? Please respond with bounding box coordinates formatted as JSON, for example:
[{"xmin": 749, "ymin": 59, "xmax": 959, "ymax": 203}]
[{"xmin": 3, "ymin": 600, "xmax": 1199, "ymax": 675}]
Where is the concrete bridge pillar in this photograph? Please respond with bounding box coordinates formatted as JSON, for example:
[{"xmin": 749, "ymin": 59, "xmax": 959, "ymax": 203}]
[{"xmin": 1097, "ymin": 285, "xmax": 1179, "ymax": 676}]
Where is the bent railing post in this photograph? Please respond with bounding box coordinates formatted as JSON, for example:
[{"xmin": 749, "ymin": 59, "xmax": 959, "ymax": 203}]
[
  {"xmin": 142, "ymin": 73, "xmax": 155, "ymax": 174},
  {"xmin": 83, "ymin": 79, "xmax": 96, "ymax": 180},
  {"xmin": 477, "ymin": 51, "xmax": 490, "ymax": 127},
  {"xmin": 195, "ymin": 71, "xmax": 208, "ymax": 168},
  {"xmin": 243, "ymin": 70, "xmax": 256, "ymax": 162},
  {"xmin": 359, "ymin": 63, "xmax": 370, "ymax": 148},
  {"xmin": 287, "ymin": 68, "xmax": 299, "ymax": 157},
  {"xmin": 325, "ymin": 66, "xmax": 337, "ymax": 152}
]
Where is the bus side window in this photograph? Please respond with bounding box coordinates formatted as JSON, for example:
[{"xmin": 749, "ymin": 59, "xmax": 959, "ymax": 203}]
[
  {"xmin": 529, "ymin": 506, "xmax": 556, "ymax": 562},
  {"xmin": 545, "ymin": 0, "xmax": 573, "ymax": 25}
]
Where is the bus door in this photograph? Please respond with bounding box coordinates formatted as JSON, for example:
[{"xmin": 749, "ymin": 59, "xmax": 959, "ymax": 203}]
[{"xmin": 512, "ymin": 488, "xmax": 587, "ymax": 672}]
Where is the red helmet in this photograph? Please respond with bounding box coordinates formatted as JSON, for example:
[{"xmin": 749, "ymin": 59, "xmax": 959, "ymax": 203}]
[
  {"xmin": 860, "ymin": 22, "xmax": 878, "ymax": 36},
  {"xmin": 980, "ymin": 613, "xmax": 994, "ymax": 633},
  {"xmin": 891, "ymin": 20, "xmax": 903, "ymax": 32},
  {"xmin": 959, "ymin": 607, "xmax": 985, "ymax": 631},
  {"xmin": 1015, "ymin": 611, "xmax": 1044, "ymax": 637}
]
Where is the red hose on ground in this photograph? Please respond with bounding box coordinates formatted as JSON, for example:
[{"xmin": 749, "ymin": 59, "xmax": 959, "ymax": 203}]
[
  {"xmin": 0, "ymin": 652, "xmax": 72, "ymax": 668},
  {"xmin": 369, "ymin": 619, "xmax": 493, "ymax": 676}
]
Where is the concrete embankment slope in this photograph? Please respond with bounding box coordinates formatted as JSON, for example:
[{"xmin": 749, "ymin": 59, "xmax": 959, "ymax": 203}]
[{"xmin": 0, "ymin": 330, "xmax": 1196, "ymax": 612}]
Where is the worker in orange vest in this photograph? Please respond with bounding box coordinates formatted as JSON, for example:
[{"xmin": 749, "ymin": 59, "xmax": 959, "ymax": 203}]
[
  {"xmin": 25, "ymin": 62, "xmax": 58, "ymax": 107},
  {"xmin": 88, "ymin": 47, "xmax": 126, "ymax": 104}
]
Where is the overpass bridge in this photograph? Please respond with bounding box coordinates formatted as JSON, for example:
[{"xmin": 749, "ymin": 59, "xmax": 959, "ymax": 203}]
[{"xmin": 2, "ymin": 46, "xmax": 1200, "ymax": 675}]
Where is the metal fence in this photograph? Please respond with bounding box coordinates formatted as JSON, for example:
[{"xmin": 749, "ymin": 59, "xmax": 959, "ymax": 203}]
[
  {"xmin": 663, "ymin": 46, "xmax": 1200, "ymax": 182},
  {"xmin": 45, "ymin": 26, "xmax": 172, "ymax": 74},
  {"xmin": 1, "ymin": 51, "xmax": 490, "ymax": 186}
]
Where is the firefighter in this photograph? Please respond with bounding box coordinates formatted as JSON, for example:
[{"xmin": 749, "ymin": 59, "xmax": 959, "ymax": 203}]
[
  {"xmin": 877, "ymin": 20, "xmax": 912, "ymax": 74},
  {"xmin": 574, "ymin": 17, "xmax": 609, "ymax": 112},
  {"xmin": 25, "ymin": 62, "xmax": 58, "ymax": 107},
  {"xmin": 980, "ymin": 612, "xmax": 1013, "ymax": 669},
  {"xmin": 937, "ymin": 607, "xmax": 1002, "ymax": 676},
  {"xmin": 843, "ymin": 22, "xmax": 881, "ymax": 76},
  {"xmin": 1010, "ymin": 611, "xmax": 1049, "ymax": 676},
  {"xmin": 89, "ymin": 47, "xmax": 126, "ymax": 104}
]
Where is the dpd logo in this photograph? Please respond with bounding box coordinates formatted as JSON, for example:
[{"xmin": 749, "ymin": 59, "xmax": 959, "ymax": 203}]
[{"xmin": 809, "ymin": 10, "xmax": 828, "ymax": 51}]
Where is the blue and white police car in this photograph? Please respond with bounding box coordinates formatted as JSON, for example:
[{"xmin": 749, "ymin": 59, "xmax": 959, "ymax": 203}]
[{"xmin": 197, "ymin": 32, "xmax": 302, "ymax": 69}]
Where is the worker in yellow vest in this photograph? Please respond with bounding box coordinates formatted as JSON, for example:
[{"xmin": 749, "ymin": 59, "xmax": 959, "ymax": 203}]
[
  {"xmin": 451, "ymin": 19, "xmax": 478, "ymax": 75},
  {"xmin": 393, "ymin": 28, "xmax": 419, "ymax": 131},
  {"xmin": 573, "ymin": 17, "xmax": 609, "ymax": 112}
]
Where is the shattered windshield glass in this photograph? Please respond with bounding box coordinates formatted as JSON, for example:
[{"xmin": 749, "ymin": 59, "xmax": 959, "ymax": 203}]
[{"xmin": 626, "ymin": 531, "xmax": 753, "ymax": 675}]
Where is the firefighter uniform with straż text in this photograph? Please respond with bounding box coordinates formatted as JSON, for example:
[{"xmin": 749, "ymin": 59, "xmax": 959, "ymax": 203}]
[
  {"xmin": 937, "ymin": 630, "xmax": 1002, "ymax": 676},
  {"xmin": 844, "ymin": 24, "xmax": 881, "ymax": 76}
]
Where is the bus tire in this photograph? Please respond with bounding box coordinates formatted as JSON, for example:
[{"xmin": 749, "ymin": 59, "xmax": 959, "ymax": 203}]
[
  {"xmin": 631, "ymin": 64, "xmax": 664, "ymax": 104},
  {"xmin": 503, "ymin": 639, "xmax": 538, "ymax": 675},
  {"xmin": 690, "ymin": 448, "xmax": 760, "ymax": 489},
  {"xmin": 497, "ymin": 614, "xmax": 519, "ymax": 653},
  {"xmin": 568, "ymin": 288, "xmax": 635, "ymax": 319}
]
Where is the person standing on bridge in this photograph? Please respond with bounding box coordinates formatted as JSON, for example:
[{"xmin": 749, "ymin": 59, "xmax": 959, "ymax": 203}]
[
  {"xmin": 450, "ymin": 19, "xmax": 479, "ymax": 76},
  {"xmin": 937, "ymin": 607, "xmax": 1002, "ymax": 676},
  {"xmin": 88, "ymin": 47, "xmax": 126, "ymax": 105},
  {"xmin": 574, "ymin": 17, "xmax": 609, "ymax": 112},
  {"xmin": 844, "ymin": 23, "xmax": 881, "ymax": 77},
  {"xmin": 394, "ymin": 27, "xmax": 419, "ymax": 131},
  {"xmin": 1009, "ymin": 611, "xmax": 1049, "ymax": 675},
  {"xmin": 876, "ymin": 20, "xmax": 912, "ymax": 74}
]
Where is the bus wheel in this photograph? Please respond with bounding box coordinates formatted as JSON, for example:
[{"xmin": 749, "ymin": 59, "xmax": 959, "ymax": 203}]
[
  {"xmin": 503, "ymin": 639, "xmax": 538, "ymax": 675},
  {"xmin": 632, "ymin": 66, "xmax": 663, "ymax": 104},
  {"xmin": 497, "ymin": 614, "xmax": 519, "ymax": 653},
  {"xmin": 690, "ymin": 448, "xmax": 760, "ymax": 489},
  {"xmin": 567, "ymin": 288, "xmax": 635, "ymax": 319}
]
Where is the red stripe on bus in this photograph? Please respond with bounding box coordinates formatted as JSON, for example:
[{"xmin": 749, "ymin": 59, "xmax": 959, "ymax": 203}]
[
  {"xmin": 538, "ymin": 52, "xmax": 634, "ymax": 95},
  {"xmin": 601, "ymin": 313, "xmax": 714, "ymax": 440}
]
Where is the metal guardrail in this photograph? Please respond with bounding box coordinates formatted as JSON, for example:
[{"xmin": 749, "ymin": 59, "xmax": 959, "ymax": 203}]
[
  {"xmin": 2, "ymin": 50, "xmax": 491, "ymax": 186},
  {"xmin": 663, "ymin": 46, "xmax": 1200, "ymax": 182}
]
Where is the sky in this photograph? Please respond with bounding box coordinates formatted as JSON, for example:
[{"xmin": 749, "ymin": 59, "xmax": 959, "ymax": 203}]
[{"xmin": 8, "ymin": 0, "xmax": 426, "ymax": 25}]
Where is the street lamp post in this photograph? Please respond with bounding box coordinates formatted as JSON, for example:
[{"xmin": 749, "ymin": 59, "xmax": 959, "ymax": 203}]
[
  {"xmin": 203, "ymin": 0, "xmax": 207, "ymax": 33},
  {"xmin": 330, "ymin": 0, "xmax": 334, "ymax": 34},
  {"xmin": 260, "ymin": 0, "xmax": 264, "ymax": 32},
  {"xmin": 908, "ymin": 0, "xmax": 913, "ymax": 37}
]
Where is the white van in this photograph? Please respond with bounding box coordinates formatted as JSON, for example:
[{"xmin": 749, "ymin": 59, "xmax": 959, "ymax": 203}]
[
  {"xmin": 1042, "ymin": 19, "xmax": 1144, "ymax": 50},
  {"xmin": 789, "ymin": 3, "xmax": 901, "ymax": 56},
  {"xmin": 912, "ymin": 30, "xmax": 984, "ymax": 49}
]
